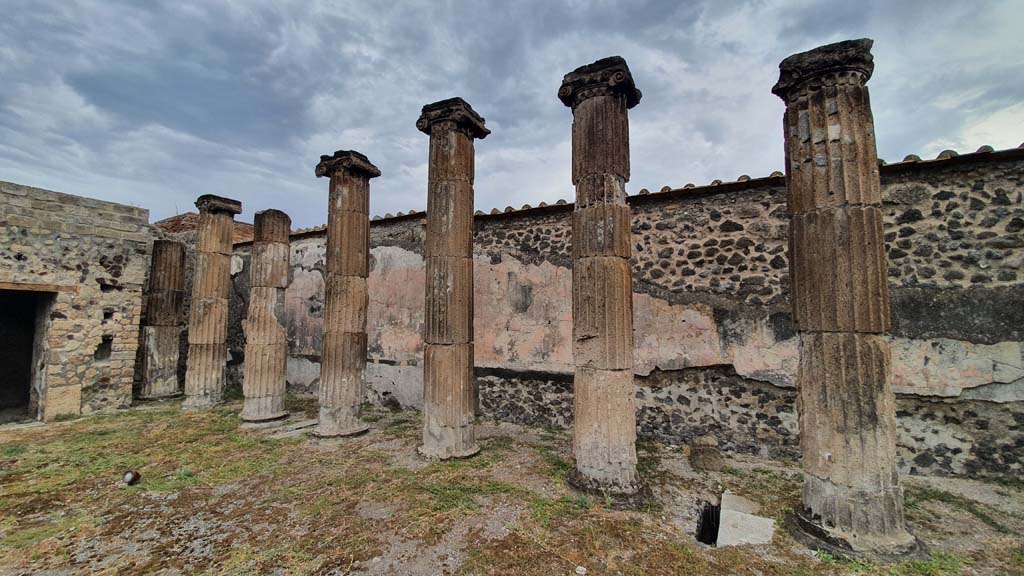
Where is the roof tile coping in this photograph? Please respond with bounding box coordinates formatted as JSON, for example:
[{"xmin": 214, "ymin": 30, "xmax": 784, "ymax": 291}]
[{"xmin": 234, "ymin": 144, "xmax": 1023, "ymax": 245}]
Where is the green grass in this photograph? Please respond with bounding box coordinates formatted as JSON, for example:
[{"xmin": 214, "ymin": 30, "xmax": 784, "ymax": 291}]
[{"xmin": 905, "ymin": 484, "xmax": 1011, "ymax": 534}]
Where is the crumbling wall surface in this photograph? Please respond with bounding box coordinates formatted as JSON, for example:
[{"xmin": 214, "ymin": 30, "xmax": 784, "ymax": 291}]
[
  {"xmin": 0, "ymin": 181, "xmax": 152, "ymax": 420},
  {"xmin": 227, "ymin": 151, "xmax": 1023, "ymax": 479}
]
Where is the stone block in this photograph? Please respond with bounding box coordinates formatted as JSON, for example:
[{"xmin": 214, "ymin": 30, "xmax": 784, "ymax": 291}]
[
  {"xmin": 571, "ymin": 367, "xmax": 639, "ymax": 492},
  {"xmin": 574, "ymin": 173, "xmax": 628, "ymax": 209},
  {"xmin": 250, "ymin": 242, "xmax": 290, "ymax": 288},
  {"xmin": 789, "ymin": 205, "xmax": 890, "ymax": 333},
  {"xmin": 425, "ymin": 180, "xmax": 474, "ymax": 258},
  {"xmin": 326, "ymin": 210, "xmax": 369, "ymax": 277},
  {"xmin": 428, "ymin": 129, "xmax": 475, "ymax": 183},
  {"xmin": 195, "ymin": 211, "xmax": 236, "ymax": 254},
  {"xmin": 573, "ymin": 256, "xmax": 633, "ymax": 370},
  {"xmin": 191, "ymin": 252, "xmax": 232, "ymax": 298},
  {"xmin": 43, "ymin": 384, "xmax": 81, "ymax": 421},
  {"xmin": 571, "ymin": 94, "xmax": 630, "ymax": 183},
  {"xmin": 323, "ymin": 275, "xmax": 368, "ymax": 334},
  {"xmin": 145, "ymin": 289, "xmax": 184, "ymax": 326},
  {"xmin": 572, "ymin": 204, "xmax": 632, "ymax": 259},
  {"xmin": 187, "ymin": 297, "xmax": 229, "ymax": 344},
  {"xmin": 245, "ymin": 287, "xmax": 287, "ymax": 345},
  {"xmin": 424, "ymin": 256, "xmax": 473, "ymax": 345},
  {"xmin": 798, "ymin": 331, "xmax": 898, "ymax": 487},
  {"xmin": 329, "ymin": 170, "xmax": 371, "ymax": 215}
]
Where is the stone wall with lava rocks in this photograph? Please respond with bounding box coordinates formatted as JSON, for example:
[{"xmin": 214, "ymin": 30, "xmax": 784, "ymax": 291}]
[{"xmin": 228, "ymin": 146, "xmax": 1024, "ymax": 480}]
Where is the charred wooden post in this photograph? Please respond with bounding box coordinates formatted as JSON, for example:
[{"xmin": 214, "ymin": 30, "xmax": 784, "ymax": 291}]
[
  {"xmin": 312, "ymin": 150, "xmax": 379, "ymax": 437},
  {"xmin": 559, "ymin": 57, "xmax": 641, "ymax": 494},
  {"xmin": 416, "ymin": 98, "xmax": 489, "ymax": 459},
  {"xmin": 138, "ymin": 239, "xmax": 185, "ymax": 399},
  {"xmin": 241, "ymin": 209, "xmax": 291, "ymax": 422},
  {"xmin": 773, "ymin": 39, "xmax": 917, "ymax": 558},
  {"xmin": 183, "ymin": 194, "xmax": 241, "ymax": 409}
]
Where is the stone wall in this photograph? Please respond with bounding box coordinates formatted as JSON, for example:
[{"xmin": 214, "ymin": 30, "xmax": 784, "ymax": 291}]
[
  {"xmin": 0, "ymin": 181, "xmax": 152, "ymax": 420},
  {"xmin": 226, "ymin": 148, "xmax": 1024, "ymax": 480}
]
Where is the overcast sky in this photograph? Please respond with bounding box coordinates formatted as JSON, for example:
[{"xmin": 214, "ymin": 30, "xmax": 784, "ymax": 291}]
[{"xmin": 1, "ymin": 1, "xmax": 1022, "ymax": 227}]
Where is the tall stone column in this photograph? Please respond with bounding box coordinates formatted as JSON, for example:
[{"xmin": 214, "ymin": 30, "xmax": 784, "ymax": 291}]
[
  {"xmin": 183, "ymin": 194, "xmax": 242, "ymax": 409},
  {"xmin": 772, "ymin": 39, "xmax": 916, "ymax": 557},
  {"xmin": 559, "ymin": 57, "xmax": 641, "ymax": 495},
  {"xmin": 312, "ymin": 150, "xmax": 379, "ymax": 438},
  {"xmin": 241, "ymin": 209, "xmax": 291, "ymax": 422},
  {"xmin": 139, "ymin": 239, "xmax": 186, "ymax": 399},
  {"xmin": 416, "ymin": 98, "xmax": 489, "ymax": 460}
]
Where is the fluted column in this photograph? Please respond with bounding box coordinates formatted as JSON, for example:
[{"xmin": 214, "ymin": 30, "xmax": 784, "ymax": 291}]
[
  {"xmin": 559, "ymin": 57, "xmax": 641, "ymax": 495},
  {"xmin": 241, "ymin": 209, "xmax": 291, "ymax": 422},
  {"xmin": 416, "ymin": 98, "xmax": 490, "ymax": 460},
  {"xmin": 773, "ymin": 39, "xmax": 916, "ymax": 557},
  {"xmin": 184, "ymin": 195, "xmax": 241, "ymax": 409},
  {"xmin": 312, "ymin": 150, "xmax": 379, "ymax": 438},
  {"xmin": 139, "ymin": 239, "xmax": 185, "ymax": 399}
]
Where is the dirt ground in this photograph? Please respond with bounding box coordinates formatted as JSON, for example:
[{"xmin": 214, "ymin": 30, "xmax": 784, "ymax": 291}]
[{"xmin": 1, "ymin": 398, "xmax": 1022, "ymax": 575}]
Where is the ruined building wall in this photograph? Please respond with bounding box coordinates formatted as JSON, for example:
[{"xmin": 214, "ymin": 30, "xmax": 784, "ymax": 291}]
[
  {"xmin": 226, "ymin": 149, "xmax": 1024, "ymax": 480},
  {"xmin": 0, "ymin": 181, "xmax": 152, "ymax": 420}
]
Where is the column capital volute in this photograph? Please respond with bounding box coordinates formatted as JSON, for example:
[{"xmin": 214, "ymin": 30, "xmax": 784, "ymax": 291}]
[
  {"xmin": 416, "ymin": 97, "xmax": 490, "ymax": 139},
  {"xmin": 772, "ymin": 38, "xmax": 874, "ymax": 102},
  {"xmin": 558, "ymin": 56, "xmax": 641, "ymax": 110},
  {"xmin": 195, "ymin": 194, "xmax": 242, "ymax": 215},
  {"xmin": 315, "ymin": 150, "xmax": 382, "ymax": 179}
]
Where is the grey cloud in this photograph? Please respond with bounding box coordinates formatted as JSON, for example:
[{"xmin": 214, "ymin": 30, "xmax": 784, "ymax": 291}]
[{"xmin": 0, "ymin": 0, "xmax": 1020, "ymax": 227}]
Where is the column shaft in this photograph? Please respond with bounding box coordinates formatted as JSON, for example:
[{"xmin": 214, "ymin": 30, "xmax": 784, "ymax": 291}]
[
  {"xmin": 183, "ymin": 195, "xmax": 241, "ymax": 409},
  {"xmin": 139, "ymin": 239, "xmax": 185, "ymax": 399},
  {"xmin": 241, "ymin": 209, "xmax": 291, "ymax": 422},
  {"xmin": 417, "ymin": 98, "xmax": 489, "ymax": 459},
  {"xmin": 313, "ymin": 151, "xmax": 379, "ymax": 437},
  {"xmin": 559, "ymin": 56, "xmax": 641, "ymax": 495},
  {"xmin": 773, "ymin": 39, "xmax": 915, "ymax": 556}
]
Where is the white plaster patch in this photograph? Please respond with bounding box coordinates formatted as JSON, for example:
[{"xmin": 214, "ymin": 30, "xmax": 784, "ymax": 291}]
[{"xmin": 890, "ymin": 337, "xmax": 1024, "ymax": 397}]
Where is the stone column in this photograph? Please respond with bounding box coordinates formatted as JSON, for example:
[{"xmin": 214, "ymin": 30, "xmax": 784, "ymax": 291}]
[
  {"xmin": 241, "ymin": 209, "xmax": 291, "ymax": 422},
  {"xmin": 416, "ymin": 97, "xmax": 489, "ymax": 459},
  {"xmin": 772, "ymin": 39, "xmax": 916, "ymax": 557},
  {"xmin": 312, "ymin": 150, "xmax": 379, "ymax": 437},
  {"xmin": 558, "ymin": 57, "xmax": 641, "ymax": 495},
  {"xmin": 139, "ymin": 239, "xmax": 186, "ymax": 399},
  {"xmin": 183, "ymin": 194, "xmax": 242, "ymax": 409}
]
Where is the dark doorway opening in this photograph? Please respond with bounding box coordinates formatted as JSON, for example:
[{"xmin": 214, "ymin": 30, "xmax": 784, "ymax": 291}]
[{"xmin": 0, "ymin": 290, "xmax": 50, "ymax": 424}]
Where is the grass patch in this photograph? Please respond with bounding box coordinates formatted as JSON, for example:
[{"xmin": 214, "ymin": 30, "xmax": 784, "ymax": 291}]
[
  {"xmin": 531, "ymin": 443, "xmax": 573, "ymax": 480},
  {"xmin": 905, "ymin": 484, "xmax": 1011, "ymax": 534}
]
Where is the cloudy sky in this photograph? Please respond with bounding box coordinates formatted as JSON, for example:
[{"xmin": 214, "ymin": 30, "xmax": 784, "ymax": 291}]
[{"xmin": 1, "ymin": 0, "xmax": 1021, "ymax": 228}]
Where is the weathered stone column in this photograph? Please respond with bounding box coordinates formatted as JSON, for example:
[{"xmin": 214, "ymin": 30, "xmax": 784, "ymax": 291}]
[
  {"xmin": 312, "ymin": 151, "xmax": 379, "ymax": 437},
  {"xmin": 139, "ymin": 239, "xmax": 186, "ymax": 399},
  {"xmin": 559, "ymin": 57, "xmax": 641, "ymax": 495},
  {"xmin": 183, "ymin": 194, "xmax": 242, "ymax": 409},
  {"xmin": 241, "ymin": 209, "xmax": 291, "ymax": 422},
  {"xmin": 416, "ymin": 98, "xmax": 489, "ymax": 459},
  {"xmin": 773, "ymin": 39, "xmax": 916, "ymax": 557}
]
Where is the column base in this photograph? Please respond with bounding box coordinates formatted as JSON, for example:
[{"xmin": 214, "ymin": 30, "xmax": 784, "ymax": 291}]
[
  {"xmin": 181, "ymin": 395, "xmax": 222, "ymax": 410},
  {"xmin": 567, "ymin": 467, "xmax": 641, "ymax": 496},
  {"xmin": 240, "ymin": 410, "xmax": 289, "ymax": 424},
  {"xmin": 311, "ymin": 422, "xmax": 370, "ymax": 438},
  {"xmin": 136, "ymin": 391, "xmax": 184, "ymax": 402},
  {"xmin": 789, "ymin": 512, "xmax": 926, "ymax": 564},
  {"xmin": 417, "ymin": 443, "xmax": 480, "ymax": 461}
]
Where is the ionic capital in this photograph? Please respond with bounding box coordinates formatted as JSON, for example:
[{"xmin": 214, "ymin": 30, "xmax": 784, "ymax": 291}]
[
  {"xmin": 195, "ymin": 194, "xmax": 242, "ymax": 215},
  {"xmin": 416, "ymin": 97, "xmax": 490, "ymax": 139},
  {"xmin": 558, "ymin": 56, "xmax": 641, "ymax": 110},
  {"xmin": 315, "ymin": 150, "xmax": 382, "ymax": 179},
  {"xmin": 772, "ymin": 38, "xmax": 874, "ymax": 102}
]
